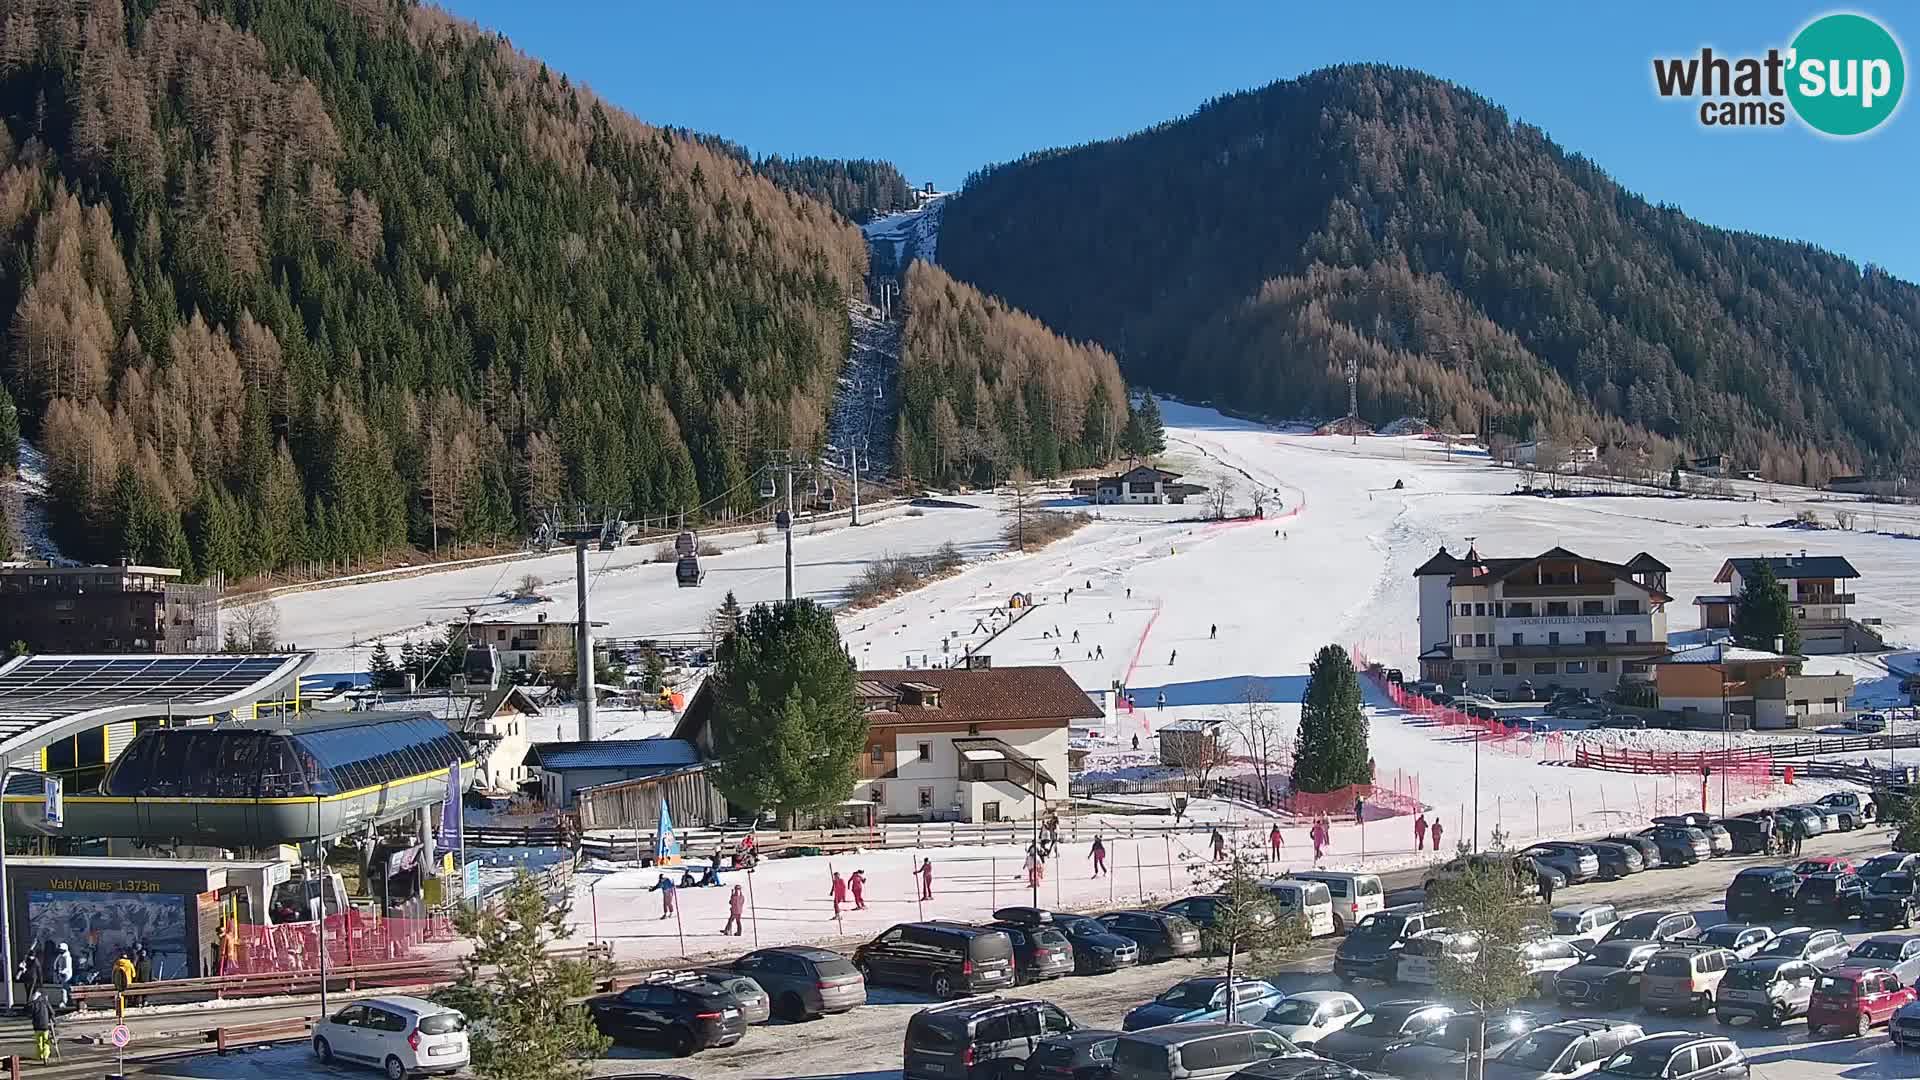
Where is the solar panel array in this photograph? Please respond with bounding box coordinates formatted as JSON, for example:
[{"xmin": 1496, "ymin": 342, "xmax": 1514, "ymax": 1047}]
[{"xmin": 0, "ymin": 655, "xmax": 301, "ymax": 742}]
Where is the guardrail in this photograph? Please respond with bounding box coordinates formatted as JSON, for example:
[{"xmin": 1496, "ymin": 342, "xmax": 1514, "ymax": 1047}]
[{"xmin": 1573, "ymin": 732, "xmax": 1920, "ymax": 774}]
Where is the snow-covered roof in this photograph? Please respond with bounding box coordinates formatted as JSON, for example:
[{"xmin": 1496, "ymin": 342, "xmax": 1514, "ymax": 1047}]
[{"xmin": 1657, "ymin": 643, "xmax": 1800, "ymax": 665}]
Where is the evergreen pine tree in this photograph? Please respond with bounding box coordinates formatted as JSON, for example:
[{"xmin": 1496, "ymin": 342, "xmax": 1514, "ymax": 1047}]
[
  {"xmin": 369, "ymin": 641, "xmax": 397, "ymax": 688},
  {"xmin": 1732, "ymin": 561, "xmax": 1800, "ymax": 654},
  {"xmin": 400, "ymin": 640, "xmax": 419, "ymax": 681},
  {"xmin": 1120, "ymin": 404, "xmax": 1147, "ymax": 460},
  {"xmin": 707, "ymin": 599, "xmax": 866, "ymax": 826},
  {"xmin": 1291, "ymin": 644, "xmax": 1372, "ymax": 793},
  {"xmin": 1137, "ymin": 392, "xmax": 1167, "ymax": 458},
  {"xmin": 0, "ymin": 384, "xmax": 19, "ymax": 471},
  {"xmin": 708, "ymin": 590, "xmax": 744, "ymax": 640}
]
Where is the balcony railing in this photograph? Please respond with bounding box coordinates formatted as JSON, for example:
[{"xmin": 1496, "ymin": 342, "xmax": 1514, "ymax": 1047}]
[
  {"xmin": 1794, "ymin": 593, "xmax": 1856, "ymax": 605},
  {"xmin": 1498, "ymin": 641, "xmax": 1666, "ymax": 658},
  {"xmin": 1497, "ymin": 582, "xmax": 1620, "ymax": 598}
]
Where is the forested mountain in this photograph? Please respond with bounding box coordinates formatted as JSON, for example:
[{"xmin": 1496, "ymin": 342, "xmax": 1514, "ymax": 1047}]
[
  {"xmin": 672, "ymin": 131, "xmax": 918, "ymax": 225},
  {"xmin": 0, "ymin": 0, "xmax": 874, "ymax": 580},
  {"xmin": 941, "ymin": 64, "xmax": 1920, "ymax": 481},
  {"xmin": 893, "ymin": 261, "xmax": 1126, "ymax": 488}
]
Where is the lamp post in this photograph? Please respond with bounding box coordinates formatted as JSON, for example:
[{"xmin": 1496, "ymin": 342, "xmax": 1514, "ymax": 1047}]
[{"xmin": 0, "ymin": 766, "xmax": 59, "ymax": 1011}]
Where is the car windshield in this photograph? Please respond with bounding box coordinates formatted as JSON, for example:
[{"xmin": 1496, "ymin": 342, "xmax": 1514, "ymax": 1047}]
[
  {"xmin": 1702, "ymin": 926, "xmax": 1743, "ymax": 945},
  {"xmin": 1347, "ymin": 1009, "xmax": 1414, "ymax": 1036},
  {"xmin": 1032, "ymin": 928, "xmax": 1070, "ymax": 947},
  {"xmin": 1611, "ymin": 916, "xmax": 1662, "ymax": 938},
  {"xmin": 1603, "ymin": 1044, "xmax": 1677, "ymax": 1078},
  {"xmin": 1722, "ymin": 965, "xmax": 1774, "ymax": 989},
  {"xmin": 1762, "ymin": 933, "xmax": 1812, "ymax": 956},
  {"xmin": 1354, "ymin": 913, "xmax": 1407, "ymax": 938},
  {"xmin": 1816, "ymin": 975, "xmax": 1858, "ymax": 997},
  {"xmin": 1496, "ymin": 1030, "xmax": 1577, "ymax": 1070},
  {"xmin": 1644, "ymin": 955, "xmax": 1692, "ymax": 976},
  {"xmin": 417, "ymin": 1013, "xmax": 466, "ymax": 1035},
  {"xmin": 1157, "ymin": 982, "xmax": 1220, "ymax": 1008},
  {"xmin": 1870, "ymin": 874, "xmax": 1912, "ymax": 896},
  {"xmin": 1263, "ymin": 999, "xmax": 1323, "ymax": 1025},
  {"xmin": 1584, "ymin": 943, "xmax": 1646, "ymax": 967},
  {"xmin": 1794, "ymin": 861, "xmax": 1831, "ymax": 875},
  {"xmin": 1057, "ymin": 916, "xmax": 1105, "ymax": 936},
  {"xmin": 1851, "ymin": 940, "xmax": 1903, "ymax": 960}
]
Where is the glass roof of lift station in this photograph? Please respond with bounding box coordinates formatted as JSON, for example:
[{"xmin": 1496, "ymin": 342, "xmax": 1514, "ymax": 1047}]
[{"xmin": 100, "ymin": 714, "xmax": 469, "ymax": 799}]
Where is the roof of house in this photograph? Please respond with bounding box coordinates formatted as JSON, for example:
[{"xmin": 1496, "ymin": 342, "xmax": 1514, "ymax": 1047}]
[
  {"xmin": 1657, "ymin": 643, "xmax": 1803, "ymax": 665},
  {"xmin": 952, "ymin": 735, "xmax": 1058, "ymax": 786},
  {"xmin": 1717, "ymin": 556, "xmax": 1860, "ymax": 582},
  {"xmin": 1160, "ymin": 718, "xmax": 1226, "ymax": 733},
  {"xmin": 675, "ymin": 664, "xmax": 1101, "ymax": 743},
  {"xmin": 1443, "ymin": 547, "xmax": 1673, "ymax": 600},
  {"xmin": 523, "ymin": 737, "xmax": 702, "ymax": 771},
  {"xmin": 1412, "ymin": 546, "xmax": 1462, "ymax": 577},
  {"xmin": 1099, "ymin": 465, "xmax": 1182, "ymax": 485}
]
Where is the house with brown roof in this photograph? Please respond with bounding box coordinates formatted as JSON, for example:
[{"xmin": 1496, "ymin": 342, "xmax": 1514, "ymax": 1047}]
[
  {"xmin": 1692, "ymin": 552, "xmax": 1880, "ymax": 654},
  {"xmin": 675, "ymin": 659, "xmax": 1102, "ymax": 823},
  {"xmin": 1412, "ymin": 545, "xmax": 1672, "ymax": 696}
]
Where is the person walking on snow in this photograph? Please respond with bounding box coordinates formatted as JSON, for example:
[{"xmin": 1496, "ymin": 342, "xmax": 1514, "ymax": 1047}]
[
  {"xmin": 650, "ymin": 873, "xmax": 678, "ymax": 918},
  {"xmin": 1538, "ymin": 868, "xmax": 1556, "ymax": 906},
  {"xmin": 1054, "ymin": 647, "xmax": 1061, "ymax": 660},
  {"xmin": 1169, "ymin": 650, "xmax": 1177, "ymax": 665},
  {"xmin": 1072, "ymin": 630, "xmax": 1079, "ymax": 643},
  {"xmin": 722, "ymin": 885, "xmax": 746, "ymax": 936},
  {"xmin": 1024, "ymin": 847, "xmax": 1045, "ymax": 889},
  {"xmin": 1090, "ymin": 835, "xmax": 1108, "ymax": 876},
  {"xmin": 1156, "ymin": 691, "xmax": 1167, "ymax": 710},
  {"xmin": 1269, "ymin": 823, "xmax": 1284, "ymax": 861},
  {"xmin": 1211, "ymin": 828, "xmax": 1227, "ymax": 862},
  {"xmin": 918, "ymin": 858, "xmax": 935, "ymax": 900},
  {"xmin": 28, "ymin": 989, "xmax": 53, "ymax": 1065},
  {"xmin": 849, "ymin": 869, "xmax": 868, "ymax": 910},
  {"xmin": 829, "ymin": 871, "xmax": 849, "ymax": 918},
  {"xmin": 1311, "ymin": 820, "xmax": 1326, "ymax": 863},
  {"xmin": 1414, "ymin": 814, "xmax": 1428, "ymax": 851},
  {"xmin": 1430, "ymin": 819, "xmax": 1444, "ymax": 852},
  {"xmin": 1210, "ymin": 625, "xmax": 1217, "ymax": 639}
]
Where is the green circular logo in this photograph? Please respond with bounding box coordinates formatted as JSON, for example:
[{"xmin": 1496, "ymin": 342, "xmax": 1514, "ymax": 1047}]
[{"xmin": 1787, "ymin": 13, "xmax": 1906, "ymax": 136}]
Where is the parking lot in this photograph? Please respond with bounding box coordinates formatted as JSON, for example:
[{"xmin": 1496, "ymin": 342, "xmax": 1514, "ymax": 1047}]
[{"xmin": 589, "ymin": 822, "xmax": 1914, "ymax": 1080}]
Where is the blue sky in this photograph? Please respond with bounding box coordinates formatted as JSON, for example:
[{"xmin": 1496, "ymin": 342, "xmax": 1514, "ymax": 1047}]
[{"xmin": 444, "ymin": 2, "xmax": 1918, "ymax": 283}]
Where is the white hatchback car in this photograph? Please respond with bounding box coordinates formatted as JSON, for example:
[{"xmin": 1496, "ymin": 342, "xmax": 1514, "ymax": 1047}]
[
  {"xmin": 313, "ymin": 996, "xmax": 470, "ymax": 1080},
  {"xmin": 1252, "ymin": 990, "xmax": 1363, "ymax": 1047}
]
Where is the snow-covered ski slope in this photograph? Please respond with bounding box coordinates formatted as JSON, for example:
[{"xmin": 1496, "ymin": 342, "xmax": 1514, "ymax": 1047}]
[{"xmin": 862, "ymin": 193, "xmax": 943, "ymax": 267}]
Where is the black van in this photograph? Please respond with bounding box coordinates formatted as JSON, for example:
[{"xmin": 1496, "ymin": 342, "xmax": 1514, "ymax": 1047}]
[
  {"xmin": 904, "ymin": 996, "xmax": 1077, "ymax": 1080},
  {"xmin": 1725, "ymin": 867, "xmax": 1799, "ymax": 922},
  {"xmin": 855, "ymin": 922, "xmax": 1016, "ymax": 998}
]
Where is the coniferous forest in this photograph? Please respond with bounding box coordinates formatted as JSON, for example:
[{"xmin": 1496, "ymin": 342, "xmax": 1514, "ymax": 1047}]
[
  {"xmin": 0, "ymin": 0, "xmax": 872, "ymax": 579},
  {"xmin": 941, "ymin": 64, "xmax": 1920, "ymax": 482}
]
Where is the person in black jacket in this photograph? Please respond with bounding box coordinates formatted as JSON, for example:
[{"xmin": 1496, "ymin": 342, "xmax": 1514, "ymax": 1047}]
[{"xmin": 28, "ymin": 990, "xmax": 54, "ymax": 1063}]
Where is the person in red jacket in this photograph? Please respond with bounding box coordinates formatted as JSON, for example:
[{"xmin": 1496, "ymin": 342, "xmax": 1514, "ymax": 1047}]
[
  {"xmin": 849, "ymin": 869, "xmax": 868, "ymax": 910},
  {"xmin": 829, "ymin": 871, "xmax": 849, "ymax": 918},
  {"xmin": 722, "ymin": 884, "xmax": 746, "ymax": 936},
  {"xmin": 1414, "ymin": 814, "xmax": 1428, "ymax": 851},
  {"xmin": 918, "ymin": 857, "xmax": 935, "ymax": 900},
  {"xmin": 1269, "ymin": 823, "xmax": 1284, "ymax": 862},
  {"xmin": 1430, "ymin": 819, "xmax": 1445, "ymax": 852}
]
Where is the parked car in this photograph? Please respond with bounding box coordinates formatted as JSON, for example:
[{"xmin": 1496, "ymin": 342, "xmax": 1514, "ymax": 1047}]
[
  {"xmin": 586, "ymin": 978, "xmax": 747, "ymax": 1056},
  {"xmin": 1808, "ymin": 966, "xmax": 1917, "ymax": 1037},
  {"xmin": 1554, "ymin": 940, "xmax": 1663, "ymax": 1011},
  {"xmin": 1334, "ymin": 906, "xmax": 1450, "ymax": 984},
  {"xmin": 1786, "ymin": 805, "xmax": 1836, "ymax": 836},
  {"xmin": 853, "ymin": 923, "xmax": 1016, "ymax": 998},
  {"xmin": 1639, "ymin": 946, "xmax": 1738, "ymax": 1016},
  {"xmin": 1817, "ymin": 790, "xmax": 1878, "ymax": 825},
  {"xmin": 1793, "ymin": 856, "xmax": 1855, "ymax": 879},
  {"xmin": 1597, "ymin": 1032, "xmax": 1749, "ymax": 1079},
  {"xmin": 725, "ymin": 946, "xmax": 866, "ymax": 1020},
  {"xmin": 1478, "ymin": 1019, "xmax": 1645, "ymax": 1080},
  {"xmin": 1602, "ymin": 910, "xmax": 1698, "ymax": 946},
  {"xmin": 1607, "ymin": 834, "xmax": 1664, "ymax": 870},
  {"xmin": 1556, "ymin": 701, "xmax": 1608, "ymax": 721},
  {"xmin": 1844, "ymin": 935, "xmax": 1920, "ymax": 985},
  {"xmin": 991, "ymin": 922, "xmax": 1076, "ymax": 984},
  {"xmin": 1291, "ymin": 872, "xmax": 1386, "ymax": 934},
  {"xmin": 1520, "ymin": 937, "xmax": 1585, "ymax": 995},
  {"xmin": 1375, "ymin": 1010, "xmax": 1542, "ymax": 1080},
  {"xmin": 1026, "ymin": 1030, "xmax": 1122, "ymax": 1080},
  {"xmin": 1718, "ymin": 818, "xmax": 1771, "ymax": 856},
  {"xmin": 312, "ymin": 996, "xmax": 470, "ymax": 1079},
  {"xmin": 1844, "ymin": 713, "xmax": 1887, "ymax": 734},
  {"xmin": 1521, "ymin": 843, "xmax": 1600, "ymax": 885},
  {"xmin": 1725, "ymin": 867, "xmax": 1799, "ymax": 922},
  {"xmin": 1312, "ymin": 1000, "xmax": 1456, "ymax": 1070},
  {"xmin": 1866, "ymin": 873, "xmax": 1920, "ymax": 930},
  {"xmin": 1110, "ymin": 1022, "xmax": 1302, "ymax": 1080},
  {"xmin": 1493, "ymin": 682, "xmax": 1537, "ymax": 703},
  {"xmin": 1795, "ymin": 872, "xmax": 1868, "ymax": 923},
  {"xmin": 1697, "ymin": 924, "xmax": 1774, "ymax": 961},
  {"xmin": 903, "ymin": 996, "xmax": 1077, "ymax": 1080},
  {"xmin": 1653, "ymin": 816, "xmax": 1732, "ymax": 857},
  {"xmin": 1638, "ymin": 826, "xmax": 1709, "ymax": 865},
  {"xmin": 1713, "ymin": 959, "xmax": 1818, "ymax": 1028},
  {"xmin": 1097, "ymin": 910, "xmax": 1204, "ymax": 962},
  {"xmin": 1549, "ymin": 904, "xmax": 1620, "ymax": 948},
  {"xmin": 1587, "ymin": 841, "xmax": 1644, "ymax": 880},
  {"xmin": 1754, "ymin": 927, "xmax": 1852, "ymax": 971},
  {"xmin": 695, "ymin": 970, "xmax": 771, "ymax": 1025},
  {"xmin": 1395, "ymin": 931, "xmax": 1480, "ymax": 987},
  {"xmin": 1123, "ymin": 977, "xmax": 1286, "ymax": 1031},
  {"xmin": 1590, "ymin": 715, "xmax": 1646, "ymax": 730},
  {"xmin": 1228, "ymin": 1059, "xmax": 1375, "ymax": 1080},
  {"xmin": 1250, "ymin": 991, "xmax": 1363, "ymax": 1048},
  {"xmin": 1164, "ymin": 894, "xmax": 1278, "ymax": 954},
  {"xmin": 1860, "ymin": 853, "xmax": 1920, "ymax": 881},
  {"xmin": 993, "ymin": 910, "xmax": 1141, "ymax": 974},
  {"xmin": 1894, "ymin": 998, "xmax": 1920, "ymax": 1050}
]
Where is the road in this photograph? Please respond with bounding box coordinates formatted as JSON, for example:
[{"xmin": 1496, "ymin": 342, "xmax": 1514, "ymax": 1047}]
[{"xmin": 5, "ymin": 822, "xmax": 1906, "ymax": 1079}]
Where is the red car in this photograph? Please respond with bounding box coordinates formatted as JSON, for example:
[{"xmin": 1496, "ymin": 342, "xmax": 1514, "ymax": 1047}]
[
  {"xmin": 1795, "ymin": 857, "xmax": 1856, "ymax": 879},
  {"xmin": 1807, "ymin": 966, "xmax": 1916, "ymax": 1037}
]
